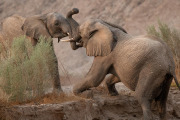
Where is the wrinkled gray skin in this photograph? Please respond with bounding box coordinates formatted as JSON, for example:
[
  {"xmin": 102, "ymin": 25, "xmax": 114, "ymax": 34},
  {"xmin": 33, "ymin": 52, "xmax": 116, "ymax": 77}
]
[
  {"xmin": 65, "ymin": 19, "xmax": 180, "ymax": 120},
  {"xmin": 22, "ymin": 8, "xmax": 80, "ymax": 94}
]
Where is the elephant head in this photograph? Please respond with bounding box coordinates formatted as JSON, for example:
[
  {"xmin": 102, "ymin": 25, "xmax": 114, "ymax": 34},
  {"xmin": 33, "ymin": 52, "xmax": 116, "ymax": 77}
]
[
  {"xmin": 62, "ymin": 19, "xmax": 127, "ymax": 56},
  {"xmin": 80, "ymin": 19, "xmax": 114, "ymax": 56},
  {"xmin": 22, "ymin": 8, "xmax": 80, "ymax": 48}
]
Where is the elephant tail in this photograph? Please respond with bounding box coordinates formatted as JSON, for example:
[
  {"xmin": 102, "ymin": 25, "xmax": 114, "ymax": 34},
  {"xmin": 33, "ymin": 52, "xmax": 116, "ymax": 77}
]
[
  {"xmin": 173, "ymin": 73, "xmax": 180, "ymax": 90},
  {"xmin": 169, "ymin": 64, "xmax": 180, "ymax": 90}
]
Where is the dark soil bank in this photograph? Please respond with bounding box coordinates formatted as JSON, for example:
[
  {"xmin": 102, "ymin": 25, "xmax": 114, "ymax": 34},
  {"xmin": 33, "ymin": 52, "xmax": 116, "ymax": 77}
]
[{"xmin": 3, "ymin": 86, "xmax": 180, "ymax": 120}]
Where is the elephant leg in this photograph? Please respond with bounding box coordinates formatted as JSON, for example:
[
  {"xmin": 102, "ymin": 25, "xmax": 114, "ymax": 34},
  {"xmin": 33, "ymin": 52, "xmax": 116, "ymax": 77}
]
[
  {"xmin": 73, "ymin": 57, "xmax": 112, "ymax": 95},
  {"xmin": 135, "ymin": 89, "xmax": 153, "ymax": 120},
  {"xmin": 106, "ymin": 75, "xmax": 120, "ymax": 96},
  {"xmin": 50, "ymin": 45, "xmax": 63, "ymax": 94},
  {"xmin": 139, "ymin": 98, "xmax": 153, "ymax": 120},
  {"xmin": 135, "ymin": 73, "xmax": 159, "ymax": 119},
  {"xmin": 156, "ymin": 74, "xmax": 173, "ymax": 120},
  {"xmin": 52, "ymin": 58, "xmax": 63, "ymax": 93},
  {"xmin": 31, "ymin": 38, "xmax": 38, "ymax": 46},
  {"xmin": 135, "ymin": 68, "xmax": 168, "ymax": 120}
]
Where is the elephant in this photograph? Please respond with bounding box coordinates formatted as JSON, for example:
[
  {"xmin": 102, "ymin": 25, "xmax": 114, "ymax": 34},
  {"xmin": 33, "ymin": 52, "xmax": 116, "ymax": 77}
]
[
  {"xmin": 21, "ymin": 8, "xmax": 81, "ymax": 93},
  {"xmin": 61, "ymin": 19, "xmax": 180, "ymax": 120},
  {"xmin": 0, "ymin": 8, "xmax": 80, "ymax": 94},
  {"xmin": 22, "ymin": 8, "xmax": 80, "ymax": 47},
  {"xmin": 0, "ymin": 15, "xmax": 25, "ymax": 47}
]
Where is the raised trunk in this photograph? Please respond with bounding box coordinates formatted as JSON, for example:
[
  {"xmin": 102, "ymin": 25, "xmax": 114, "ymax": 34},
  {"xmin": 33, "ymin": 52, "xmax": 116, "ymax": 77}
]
[{"xmin": 66, "ymin": 8, "xmax": 81, "ymax": 50}]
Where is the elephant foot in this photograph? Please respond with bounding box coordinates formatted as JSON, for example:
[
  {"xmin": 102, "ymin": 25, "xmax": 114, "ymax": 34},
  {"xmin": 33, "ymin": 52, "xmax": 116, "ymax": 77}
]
[
  {"xmin": 53, "ymin": 88, "xmax": 63, "ymax": 96},
  {"xmin": 77, "ymin": 90, "xmax": 93, "ymax": 99},
  {"xmin": 73, "ymin": 84, "xmax": 87, "ymax": 95},
  {"xmin": 109, "ymin": 90, "xmax": 119, "ymax": 96},
  {"xmin": 73, "ymin": 89, "xmax": 93, "ymax": 99},
  {"xmin": 107, "ymin": 85, "xmax": 119, "ymax": 96},
  {"xmin": 159, "ymin": 113, "xmax": 167, "ymax": 120},
  {"xmin": 79, "ymin": 90, "xmax": 93, "ymax": 99},
  {"xmin": 73, "ymin": 87, "xmax": 81, "ymax": 96}
]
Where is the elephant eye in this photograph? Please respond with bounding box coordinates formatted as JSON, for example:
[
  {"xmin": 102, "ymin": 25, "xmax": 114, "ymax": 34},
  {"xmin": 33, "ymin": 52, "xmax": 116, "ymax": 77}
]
[
  {"xmin": 89, "ymin": 30, "xmax": 98, "ymax": 39},
  {"xmin": 54, "ymin": 21, "xmax": 59, "ymax": 26}
]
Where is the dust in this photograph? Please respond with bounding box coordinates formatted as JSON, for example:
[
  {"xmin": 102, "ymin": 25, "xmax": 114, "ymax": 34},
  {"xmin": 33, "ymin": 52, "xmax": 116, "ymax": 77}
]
[
  {"xmin": 4, "ymin": 93, "xmax": 82, "ymax": 106},
  {"xmin": 25, "ymin": 93, "xmax": 82, "ymax": 105}
]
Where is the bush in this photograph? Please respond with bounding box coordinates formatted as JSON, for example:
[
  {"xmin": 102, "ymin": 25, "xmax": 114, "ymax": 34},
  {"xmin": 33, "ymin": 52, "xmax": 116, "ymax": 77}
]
[
  {"xmin": 0, "ymin": 36, "xmax": 56, "ymax": 102},
  {"xmin": 147, "ymin": 21, "xmax": 180, "ymax": 82}
]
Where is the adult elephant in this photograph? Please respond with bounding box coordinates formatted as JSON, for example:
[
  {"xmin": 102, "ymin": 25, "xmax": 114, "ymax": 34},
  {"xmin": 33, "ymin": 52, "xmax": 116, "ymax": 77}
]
[
  {"xmin": 61, "ymin": 19, "xmax": 180, "ymax": 120},
  {"xmin": 0, "ymin": 8, "xmax": 80, "ymax": 94}
]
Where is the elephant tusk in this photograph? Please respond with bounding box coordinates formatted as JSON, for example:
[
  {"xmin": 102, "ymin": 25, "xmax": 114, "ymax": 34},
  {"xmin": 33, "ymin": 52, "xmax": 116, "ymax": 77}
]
[
  {"xmin": 67, "ymin": 32, "xmax": 70, "ymax": 35},
  {"xmin": 61, "ymin": 38, "xmax": 74, "ymax": 42}
]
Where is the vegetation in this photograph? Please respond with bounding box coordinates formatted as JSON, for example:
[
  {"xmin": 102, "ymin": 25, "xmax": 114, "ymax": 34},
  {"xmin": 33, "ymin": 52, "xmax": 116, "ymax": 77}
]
[
  {"xmin": 0, "ymin": 36, "xmax": 56, "ymax": 102},
  {"xmin": 147, "ymin": 21, "xmax": 180, "ymax": 83}
]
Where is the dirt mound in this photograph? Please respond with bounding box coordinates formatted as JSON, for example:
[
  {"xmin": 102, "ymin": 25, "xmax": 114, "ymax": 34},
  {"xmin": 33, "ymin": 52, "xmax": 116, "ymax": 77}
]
[{"xmin": 2, "ymin": 85, "xmax": 180, "ymax": 120}]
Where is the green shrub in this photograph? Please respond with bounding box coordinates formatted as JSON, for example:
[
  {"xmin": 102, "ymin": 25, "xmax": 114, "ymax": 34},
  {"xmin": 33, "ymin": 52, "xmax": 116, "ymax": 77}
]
[
  {"xmin": 147, "ymin": 21, "xmax": 180, "ymax": 82},
  {"xmin": 0, "ymin": 36, "xmax": 56, "ymax": 102}
]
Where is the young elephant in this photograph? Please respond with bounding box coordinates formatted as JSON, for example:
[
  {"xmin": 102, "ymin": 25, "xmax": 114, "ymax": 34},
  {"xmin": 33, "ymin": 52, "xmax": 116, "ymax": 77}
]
[
  {"xmin": 0, "ymin": 8, "xmax": 80, "ymax": 94},
  {"xmin": 22, "ymin": 8, "xmax": 80, "ymax": 93},
  {"xmin": 62, "ymin": 19, "xmax": 180, "ymax": 120}
]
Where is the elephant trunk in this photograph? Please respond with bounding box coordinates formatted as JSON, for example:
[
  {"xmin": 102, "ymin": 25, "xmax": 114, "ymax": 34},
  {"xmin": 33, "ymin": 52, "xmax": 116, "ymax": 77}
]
[
  {"xmin": 66, "ymin": 8, "xmax": 80, "ymax": 50},
  {"xmin": 66, "ymin": 8, "xmax": 79, "ymax": 19}
]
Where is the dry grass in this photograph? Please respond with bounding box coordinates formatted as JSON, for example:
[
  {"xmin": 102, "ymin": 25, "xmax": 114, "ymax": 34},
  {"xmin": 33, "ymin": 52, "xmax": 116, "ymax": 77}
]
[
  {"xmin": 0, "ymin": 88, "xmax": 10, "ymax": 102},
  {"xmin": 19, "ymin": 93, "xmax": 82, "ymax": 105},
  {"xmin": 0, "ymin": 36, "xmax": 57, "ymax": 103}
]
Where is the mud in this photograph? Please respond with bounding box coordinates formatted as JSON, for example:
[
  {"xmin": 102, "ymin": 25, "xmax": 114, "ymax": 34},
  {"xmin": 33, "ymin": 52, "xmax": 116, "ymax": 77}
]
[{"xmin": 3, "ymin": 83, "xmax": 180, "ymax": 120}]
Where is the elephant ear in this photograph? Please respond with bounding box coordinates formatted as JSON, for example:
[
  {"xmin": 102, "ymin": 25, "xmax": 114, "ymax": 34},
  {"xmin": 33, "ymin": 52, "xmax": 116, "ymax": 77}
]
[
  {"xmin": 22, "ymin": 14, "xmax": 51, "ymax": 40},
  {"xmin": 86, "ymin": 22, "xmax": 113, "ymax": 56}
]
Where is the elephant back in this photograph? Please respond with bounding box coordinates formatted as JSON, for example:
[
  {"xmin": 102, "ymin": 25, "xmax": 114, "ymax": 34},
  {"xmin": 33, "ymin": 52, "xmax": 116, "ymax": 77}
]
[{"xmin": 1, "ymin": 15, "xmax": 25, "ymax": 43}]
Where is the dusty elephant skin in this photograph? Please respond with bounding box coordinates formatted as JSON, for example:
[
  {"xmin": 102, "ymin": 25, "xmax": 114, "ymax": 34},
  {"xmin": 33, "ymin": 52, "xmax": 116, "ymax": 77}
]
[
  {"xmin": 0, "ymin": 8, "xmax": 80, "ymax": 94},
  {"xmin": 62, "ymin": 19, "xmax": 180, "ymax": 120}
]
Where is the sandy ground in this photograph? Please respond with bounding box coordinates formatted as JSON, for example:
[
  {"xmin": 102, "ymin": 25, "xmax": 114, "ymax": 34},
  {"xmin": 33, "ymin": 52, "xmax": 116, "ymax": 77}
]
[{"xmin": 2, "ymin": 83, "xmax": 180, "ymax": 120}]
